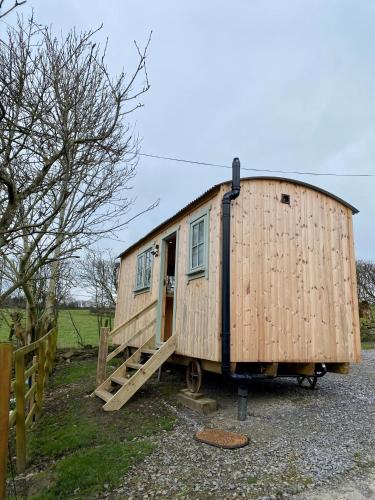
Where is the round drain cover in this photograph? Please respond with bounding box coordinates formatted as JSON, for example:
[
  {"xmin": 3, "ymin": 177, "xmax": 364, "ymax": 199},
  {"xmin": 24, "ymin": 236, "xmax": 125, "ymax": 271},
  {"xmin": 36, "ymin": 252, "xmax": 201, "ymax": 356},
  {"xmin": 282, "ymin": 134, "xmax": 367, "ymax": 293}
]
[{"xmin": 195, "ymin": 428, "xmax": 249, "ymax": 449}]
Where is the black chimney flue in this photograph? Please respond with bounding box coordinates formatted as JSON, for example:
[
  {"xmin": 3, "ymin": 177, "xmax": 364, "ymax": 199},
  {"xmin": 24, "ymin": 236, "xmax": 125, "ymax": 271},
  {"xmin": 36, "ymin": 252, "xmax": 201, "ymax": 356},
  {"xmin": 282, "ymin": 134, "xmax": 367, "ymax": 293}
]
[
  {"xmin": 221, "ymin": 158, "xmax": 241, "ymax": 377},
  {"xmin": 232, "ymin": 157, "xmax": 240, "ymax": 193}
]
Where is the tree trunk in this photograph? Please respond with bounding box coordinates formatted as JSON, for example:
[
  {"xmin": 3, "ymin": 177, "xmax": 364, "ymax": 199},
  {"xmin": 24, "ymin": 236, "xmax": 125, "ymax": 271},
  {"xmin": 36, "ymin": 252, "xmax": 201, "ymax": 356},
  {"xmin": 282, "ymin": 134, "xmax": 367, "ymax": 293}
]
[
  {"xmin": 23, "ymin": 285, "xmax": 38, "ymax": 343},
  {"xmin": 39, "ymin": 204, "xmax": 66, "ymax": 336},
  {"xmin": 40, "ymin": 262, "xmax": 58, "ymax": 336}
]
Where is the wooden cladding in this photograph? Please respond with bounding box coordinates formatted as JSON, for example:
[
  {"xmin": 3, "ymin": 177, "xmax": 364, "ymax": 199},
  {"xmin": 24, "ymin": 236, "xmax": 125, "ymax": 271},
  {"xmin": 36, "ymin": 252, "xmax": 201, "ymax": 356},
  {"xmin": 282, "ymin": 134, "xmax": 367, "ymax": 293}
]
[
  {"xmin": 230, "ymin": 180, "xmax": 361, "ymax": 363},
  {"xmin": 115, "ymin": 178, "xmax": 361, "ymax": 366}
]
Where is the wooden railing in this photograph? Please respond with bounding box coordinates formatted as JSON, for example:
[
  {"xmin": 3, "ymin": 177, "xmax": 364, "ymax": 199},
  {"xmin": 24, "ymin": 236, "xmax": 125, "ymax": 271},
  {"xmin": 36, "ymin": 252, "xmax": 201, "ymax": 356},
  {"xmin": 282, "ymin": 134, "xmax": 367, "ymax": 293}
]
[
  {"xmin": 8, "ymin": 328, "xmax": 58, "ymax": 473},
  {"xmin": 96, "ymin": 300, "xmax": 158, "ymax": 385}
]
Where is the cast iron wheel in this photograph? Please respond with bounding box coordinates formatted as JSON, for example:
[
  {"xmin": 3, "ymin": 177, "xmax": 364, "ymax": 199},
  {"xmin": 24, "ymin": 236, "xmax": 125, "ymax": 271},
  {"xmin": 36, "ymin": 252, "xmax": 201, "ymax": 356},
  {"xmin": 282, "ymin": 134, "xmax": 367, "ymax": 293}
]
[
  {"xmin": 297, "ymin": 375, "xmax": 318, "ymax": 389},
  {"xmin": 186, "ymin": 359, "xmax": 202, "ymax": 393}
]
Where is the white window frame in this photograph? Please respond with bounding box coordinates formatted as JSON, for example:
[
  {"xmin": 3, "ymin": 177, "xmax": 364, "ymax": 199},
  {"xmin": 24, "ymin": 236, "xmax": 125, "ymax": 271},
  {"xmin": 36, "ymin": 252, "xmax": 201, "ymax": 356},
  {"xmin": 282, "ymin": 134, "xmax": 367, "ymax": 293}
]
[
  {"xmin": 134, "ymin": 247, "xmax": 153, "ymax": 293},
  {"xmin": 187, "ymin": 211, "xmax": 209, "ymax": 279}
]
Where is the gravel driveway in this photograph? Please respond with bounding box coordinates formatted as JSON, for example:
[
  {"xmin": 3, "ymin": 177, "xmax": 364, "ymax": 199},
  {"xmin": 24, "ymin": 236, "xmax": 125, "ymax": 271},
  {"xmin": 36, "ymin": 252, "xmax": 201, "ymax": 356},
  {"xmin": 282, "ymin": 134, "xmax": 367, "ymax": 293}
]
[{"xmin": 113, "ymin": 349, "xmax": 375, "ymax": 499}]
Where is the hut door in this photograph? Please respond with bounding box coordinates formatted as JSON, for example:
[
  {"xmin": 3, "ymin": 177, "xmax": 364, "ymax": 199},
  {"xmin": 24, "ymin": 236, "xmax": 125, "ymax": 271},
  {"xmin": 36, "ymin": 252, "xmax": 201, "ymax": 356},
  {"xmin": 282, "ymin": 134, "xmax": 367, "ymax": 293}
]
[{"xmin": 160, "ymin": 232, "xmax": 177, "ymax": 343}]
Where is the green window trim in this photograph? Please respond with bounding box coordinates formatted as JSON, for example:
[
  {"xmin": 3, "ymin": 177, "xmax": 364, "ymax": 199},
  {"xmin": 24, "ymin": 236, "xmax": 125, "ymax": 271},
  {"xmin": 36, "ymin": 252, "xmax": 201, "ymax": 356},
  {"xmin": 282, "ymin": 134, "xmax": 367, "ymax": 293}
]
[
  {"xmin": 187, "ymin": 210, "xmax": 209, "ymax": 280},
  {"xmin": 134, "ymin": 247, "xmax": 153, "ymax": 293}
]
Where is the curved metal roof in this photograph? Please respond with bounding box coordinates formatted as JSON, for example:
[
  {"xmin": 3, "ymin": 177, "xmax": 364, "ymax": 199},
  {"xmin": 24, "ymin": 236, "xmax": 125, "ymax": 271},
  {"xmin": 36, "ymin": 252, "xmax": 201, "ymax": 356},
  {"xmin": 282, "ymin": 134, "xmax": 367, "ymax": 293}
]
[
  {"xmin": 119, "ymin": 176, "xmax": 358, "ymax": 258},
  {"xmin": 241, "ymin": 176, "xmax": 359, "ymax": 213}
]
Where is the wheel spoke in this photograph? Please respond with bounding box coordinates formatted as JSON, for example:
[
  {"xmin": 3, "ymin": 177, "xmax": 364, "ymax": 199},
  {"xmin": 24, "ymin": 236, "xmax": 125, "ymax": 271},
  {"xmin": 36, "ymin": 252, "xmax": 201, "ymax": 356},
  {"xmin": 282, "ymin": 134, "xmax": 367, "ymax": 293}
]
[{"xmin": 186, "ymin": 360, "xmax": 202, "ymax": 393}]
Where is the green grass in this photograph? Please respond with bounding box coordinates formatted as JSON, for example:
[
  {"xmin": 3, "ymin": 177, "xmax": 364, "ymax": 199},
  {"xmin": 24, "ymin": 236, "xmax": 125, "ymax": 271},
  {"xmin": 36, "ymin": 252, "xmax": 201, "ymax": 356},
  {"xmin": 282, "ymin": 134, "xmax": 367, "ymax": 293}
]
[
  {"xmin": 21, "ymin": 358, "xmax": 176, "ymax": 499},
  {"xmin": 29, "ymin": 412, "xmax": 103, "ymax": 458},
  {"xmin": 0, "ymin": 308, "xmax": 113, "ymax": 347},
  {"xmin": 48, "ymin": 441, "xmax": 154, "ymax": 499},
  {"xmin": 362, "ymin": 341, "xmax": 375, "ymax": 350},
  {"xmin": 57, "ymin": 309, "xmax": 111, "ymax": 347},
  {"xmin": 52, "ymin": 359, "xmax": 98, "ymax": 386}
]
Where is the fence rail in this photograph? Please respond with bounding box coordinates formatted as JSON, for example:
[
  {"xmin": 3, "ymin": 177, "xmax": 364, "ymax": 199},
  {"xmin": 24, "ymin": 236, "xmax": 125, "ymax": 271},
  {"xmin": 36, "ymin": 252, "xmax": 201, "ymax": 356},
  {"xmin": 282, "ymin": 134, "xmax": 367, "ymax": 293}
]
[{"xmin": 8, "ymin": 328, "xmax": 57, "ymax": 473}]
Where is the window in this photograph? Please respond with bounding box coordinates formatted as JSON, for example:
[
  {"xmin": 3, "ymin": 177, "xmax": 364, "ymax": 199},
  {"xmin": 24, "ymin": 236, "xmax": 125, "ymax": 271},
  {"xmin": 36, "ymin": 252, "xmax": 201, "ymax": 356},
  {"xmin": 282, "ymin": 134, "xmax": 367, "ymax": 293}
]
[
  {"xmin": 191, "ymin": 219, "xmax": 205, "ymax": 269},
  {"xmin": 188, "ymin": 213, "xmax": 208, "ymax": 277},
  {"xmin": 135, "ymin": 248, "xmax": 152, "ymax": 291},
  {"xmin": 281, "ymin": 193, "xmax": 290, "ymax": 205}
]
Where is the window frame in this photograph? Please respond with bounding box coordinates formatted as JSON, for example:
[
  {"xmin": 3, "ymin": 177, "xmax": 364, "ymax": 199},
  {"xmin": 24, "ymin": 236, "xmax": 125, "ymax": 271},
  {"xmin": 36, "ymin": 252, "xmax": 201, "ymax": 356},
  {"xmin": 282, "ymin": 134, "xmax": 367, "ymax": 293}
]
[
  {"xmin": 134, "ymin": 246, "xmax": 153, "ymax": 294},
  {"xmin": 187, "ymin": 210, "xmax": 209, "ymax": 280}
]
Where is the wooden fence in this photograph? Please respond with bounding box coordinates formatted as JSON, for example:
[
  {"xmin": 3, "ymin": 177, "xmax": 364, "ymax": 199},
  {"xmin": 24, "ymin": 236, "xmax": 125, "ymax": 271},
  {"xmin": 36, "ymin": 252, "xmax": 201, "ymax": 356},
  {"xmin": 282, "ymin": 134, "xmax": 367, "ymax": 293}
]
[{"xmin": 7, "ymin": 328, "xmax": 58, "ymax": 474}]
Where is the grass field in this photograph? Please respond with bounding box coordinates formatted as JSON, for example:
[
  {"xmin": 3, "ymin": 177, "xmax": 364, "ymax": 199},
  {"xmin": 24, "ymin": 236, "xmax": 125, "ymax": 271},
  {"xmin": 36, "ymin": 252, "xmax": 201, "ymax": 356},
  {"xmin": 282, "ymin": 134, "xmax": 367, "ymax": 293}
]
[{"xmin": 0, "ymin": 308, "xmax": 113, "ymax": 348}]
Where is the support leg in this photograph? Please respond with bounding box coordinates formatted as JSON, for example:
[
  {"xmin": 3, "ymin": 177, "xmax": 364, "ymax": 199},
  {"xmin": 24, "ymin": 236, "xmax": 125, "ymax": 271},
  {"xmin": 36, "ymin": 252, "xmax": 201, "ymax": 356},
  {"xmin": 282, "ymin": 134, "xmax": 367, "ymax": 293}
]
[
  {"xmin": 237, "ymin": 383, "xmax": 248, "ymax": 421},
  {"xmin": 157, "ymin": 365, "xmax": 163, "ymax": 382}
]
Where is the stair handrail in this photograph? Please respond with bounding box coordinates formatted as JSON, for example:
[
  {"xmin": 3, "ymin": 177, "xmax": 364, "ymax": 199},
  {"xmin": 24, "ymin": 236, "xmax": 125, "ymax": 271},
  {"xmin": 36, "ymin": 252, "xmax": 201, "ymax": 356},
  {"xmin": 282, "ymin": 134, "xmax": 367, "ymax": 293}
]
[
  {"xmin": 106, "ymin": 319, "xmax": 156, "ymax": 363},
  {"xmin": 96, "ymin": 299, "xmax": 158, "ymax": 386},
  {"xmin": 108, "ymin": 299, "xmax": 158, "ymax": 339}
]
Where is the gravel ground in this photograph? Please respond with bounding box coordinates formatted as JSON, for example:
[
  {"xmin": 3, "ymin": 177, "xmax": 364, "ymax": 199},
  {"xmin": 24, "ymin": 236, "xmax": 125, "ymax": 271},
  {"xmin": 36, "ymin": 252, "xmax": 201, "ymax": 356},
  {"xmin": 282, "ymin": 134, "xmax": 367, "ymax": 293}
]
[{"xmin": 112, "ymin": 350, "xmax": 375, "ymax": 499}]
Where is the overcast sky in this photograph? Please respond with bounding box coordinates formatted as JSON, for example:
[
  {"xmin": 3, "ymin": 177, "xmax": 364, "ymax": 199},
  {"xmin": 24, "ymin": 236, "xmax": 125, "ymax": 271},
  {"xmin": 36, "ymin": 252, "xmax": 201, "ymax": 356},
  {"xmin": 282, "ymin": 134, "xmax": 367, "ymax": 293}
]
[{"xmin": 2, "ymin": 0, "xmax": 375, "ymax": 260}]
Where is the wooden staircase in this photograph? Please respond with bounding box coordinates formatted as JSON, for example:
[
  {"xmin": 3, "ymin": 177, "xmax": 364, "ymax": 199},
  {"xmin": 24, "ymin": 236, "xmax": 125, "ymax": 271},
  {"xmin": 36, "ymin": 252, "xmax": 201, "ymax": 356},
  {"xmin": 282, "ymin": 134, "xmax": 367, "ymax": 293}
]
[{"xmin": 95, "ymin": 334, "xmax": 176, "ymax": 411}]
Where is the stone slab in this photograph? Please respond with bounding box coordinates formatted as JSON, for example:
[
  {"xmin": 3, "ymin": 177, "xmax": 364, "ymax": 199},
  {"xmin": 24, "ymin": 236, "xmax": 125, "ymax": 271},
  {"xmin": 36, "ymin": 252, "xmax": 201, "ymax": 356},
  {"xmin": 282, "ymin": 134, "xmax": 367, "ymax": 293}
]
[
  {"xmin": 180, "ymin": 388, "xmax": 205, "ymax": 400},
  {"xmin": 177, "ymin": 391, "xmax": 217, "ymax": 415}
]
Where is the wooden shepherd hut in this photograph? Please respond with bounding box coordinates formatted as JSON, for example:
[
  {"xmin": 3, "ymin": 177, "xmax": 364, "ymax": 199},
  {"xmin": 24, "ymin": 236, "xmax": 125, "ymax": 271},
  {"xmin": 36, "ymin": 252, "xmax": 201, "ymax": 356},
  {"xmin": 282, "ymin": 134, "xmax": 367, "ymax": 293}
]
[{"xmin": 95, "ymin": 158, "xmax": 361, "ymax": 414}]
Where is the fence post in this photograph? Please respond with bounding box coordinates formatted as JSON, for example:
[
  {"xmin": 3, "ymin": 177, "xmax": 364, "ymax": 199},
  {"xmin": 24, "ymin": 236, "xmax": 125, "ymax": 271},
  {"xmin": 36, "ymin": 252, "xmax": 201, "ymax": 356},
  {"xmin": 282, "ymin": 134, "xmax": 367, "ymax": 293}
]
[
  {"xmin": 46, "ymin": 333, "xmax": 53, "ymax": 376},
  {"xmin": 52, "ymin": 328, "xmax": 58, "ymax": 362},
  {"xmin": 36, "ymin": 341, "xmax": 45, "ymax": 416},
  {"xmin": 15, "ymin": 350, "xmax": 26, "ymax": 473},
  {"xmin": 0, "ymin": 343, "xmax": 12, "ymax": 500},
  {"xmin": 96, "ymin": 327, "xmax": 109, "ymax": 386}
]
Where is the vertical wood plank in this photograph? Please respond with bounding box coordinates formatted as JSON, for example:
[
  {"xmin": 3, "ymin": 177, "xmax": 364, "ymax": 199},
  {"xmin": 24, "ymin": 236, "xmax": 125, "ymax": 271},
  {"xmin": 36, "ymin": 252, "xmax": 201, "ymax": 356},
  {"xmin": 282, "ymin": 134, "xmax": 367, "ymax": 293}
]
[
  {"xmin": 52, "ymin": 328, "xmax": 57, "ymax": 361},
  {"xmin": 0, "ymin": 343, "xmax": 12, "ymax": 500},
  {"xmin": 36, "ymin": 341, "xmax": 46, "ymax": 415},
  {"xmin": 15, "ymin": 351, "xmax": 26, "ymax": 473},
  {"xmin": 96, "ymin": 327, "xmax": 109, "ymax": 386},
  {"xmin": 46, "ymin": 333, "xmax": 53, "ymax": 376},
  {"xmin": 347, "ymin": 210, "xmax": 361, "ymax": 362}
]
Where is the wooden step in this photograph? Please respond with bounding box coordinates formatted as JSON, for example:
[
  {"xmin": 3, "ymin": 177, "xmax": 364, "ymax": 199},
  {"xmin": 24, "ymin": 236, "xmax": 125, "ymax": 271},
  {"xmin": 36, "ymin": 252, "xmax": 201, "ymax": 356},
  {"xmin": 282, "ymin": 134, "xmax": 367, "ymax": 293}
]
[
  {"xmin": 141, "ymin": 348, "xmax": 157, "ymax": 355},
  {"xmin": 103, "ymin": 335, "xmax": 177, "ymax": 411},
  {"xmin": 94, "ymin": 389, "xmax": 112, "ymax": 402},
  {"xmin": 111, "ymin": 375, "xmax": 127, "ymax": 386},
  {"xmin": 95, "ymin": 335, "xmax": 155, "ymax": 394},
  {"xmin": 125, "ymin": 362, "xmax": 143, "ymax": 370}
]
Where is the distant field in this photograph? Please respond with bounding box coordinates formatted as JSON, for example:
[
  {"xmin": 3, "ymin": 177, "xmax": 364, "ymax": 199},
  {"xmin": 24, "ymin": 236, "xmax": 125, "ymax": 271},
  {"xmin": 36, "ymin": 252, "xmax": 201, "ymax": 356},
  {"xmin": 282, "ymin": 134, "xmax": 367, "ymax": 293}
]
[{"xmin": 0, "ymin": 308, "xmax": 114, "ymax": 348}]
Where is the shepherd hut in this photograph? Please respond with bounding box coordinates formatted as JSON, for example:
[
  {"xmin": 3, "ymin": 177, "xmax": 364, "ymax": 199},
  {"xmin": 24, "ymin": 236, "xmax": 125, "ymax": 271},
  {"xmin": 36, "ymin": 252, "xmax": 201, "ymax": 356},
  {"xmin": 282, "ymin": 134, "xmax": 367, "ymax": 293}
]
[{"xmin": 94, "ymin": 158, "xmax": 361, "ymax": 412}]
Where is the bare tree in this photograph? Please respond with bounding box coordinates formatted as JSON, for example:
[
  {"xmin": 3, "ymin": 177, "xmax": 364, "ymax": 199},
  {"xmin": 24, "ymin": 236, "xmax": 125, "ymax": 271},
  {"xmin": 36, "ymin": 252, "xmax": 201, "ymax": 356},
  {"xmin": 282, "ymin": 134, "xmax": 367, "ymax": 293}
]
[
  {"xmin": 0, "ymin": 0, "xmax": 25, "ymax": 19},
  {"xmin": 77, "ymin": 248, "xmax": 118, "ymax": 333},
  {"xmin": 78, "ymin": 248, "xmax": 118, "ymax": 309},
  {"xmin": 356, "ymin": 260, "xmax": 375, "ymax": 304},
  {"xmin": 0, "ymin": 18, "xmax": 153, "ymax": 253},
  {"xmin": 0, "ymin": 1, "xmax": 26, "ymax": 122},
  {"xmin": 0, "ymin": 17, "xmax": 156, "ymax": 339}
]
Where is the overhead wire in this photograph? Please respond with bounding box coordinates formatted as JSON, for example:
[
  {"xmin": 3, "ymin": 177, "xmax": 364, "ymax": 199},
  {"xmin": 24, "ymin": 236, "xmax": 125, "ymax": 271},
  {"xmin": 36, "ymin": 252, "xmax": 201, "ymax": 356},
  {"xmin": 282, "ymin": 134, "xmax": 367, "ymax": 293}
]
[{"xmin": 139, "ymin": 153, "xmax": 375, "ymax": 177}]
